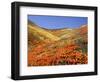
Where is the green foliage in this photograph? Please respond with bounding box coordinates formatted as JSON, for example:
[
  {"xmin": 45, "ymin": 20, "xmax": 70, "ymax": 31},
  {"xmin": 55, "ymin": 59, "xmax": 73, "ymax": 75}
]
[
  {"xmin": 75, "ymin": 38, "xmax": 87, "ymax": 54},
  {"xmin": 58, "ymin": 60, "xmax": 67, "ymax": 65}
]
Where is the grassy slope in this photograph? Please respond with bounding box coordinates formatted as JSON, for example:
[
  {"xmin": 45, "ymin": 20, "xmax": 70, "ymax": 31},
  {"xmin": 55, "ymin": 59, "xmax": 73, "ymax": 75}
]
[
  {"xmin": 28, "ymin": 24, "xmax": 60, "ymax": 41},
  {"xmin": 28, "ymin": 20, "xmax": 87, "ymax": 52}
]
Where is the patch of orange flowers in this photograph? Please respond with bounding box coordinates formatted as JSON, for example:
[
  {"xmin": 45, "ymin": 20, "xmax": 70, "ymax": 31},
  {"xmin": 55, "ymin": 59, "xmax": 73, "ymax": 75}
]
[{"xmin": 28, "ymin": 44, "xmax": 88, "ymax": 66}]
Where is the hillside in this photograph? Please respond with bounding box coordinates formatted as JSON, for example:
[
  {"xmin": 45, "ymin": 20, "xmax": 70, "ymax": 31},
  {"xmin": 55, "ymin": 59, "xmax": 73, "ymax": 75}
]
[
  {"xmin": 28, "ymin": 20, "xmax": 60, "ymax": 41},
  {"xmin": 28, "ymin": 20, "xmax": 88, "ymax": 66}
]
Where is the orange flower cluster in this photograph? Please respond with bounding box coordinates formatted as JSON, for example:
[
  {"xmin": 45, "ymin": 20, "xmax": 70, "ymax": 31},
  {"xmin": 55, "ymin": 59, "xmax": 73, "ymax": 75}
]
[{"xmin": 28, "ymin": 44, "xmax": 88, "ymax": 66}]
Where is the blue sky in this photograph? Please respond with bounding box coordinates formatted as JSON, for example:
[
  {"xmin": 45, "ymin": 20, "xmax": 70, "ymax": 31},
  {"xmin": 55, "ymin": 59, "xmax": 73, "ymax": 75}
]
[{"xmin": 28, "ymin": 15, "xmax": 87, "ymax": 29}]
